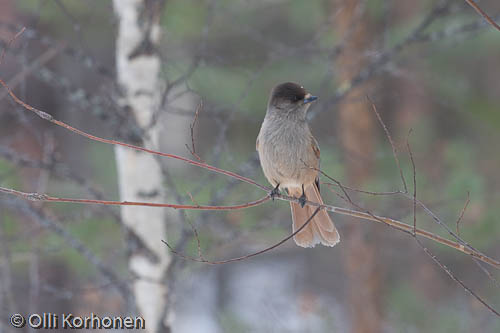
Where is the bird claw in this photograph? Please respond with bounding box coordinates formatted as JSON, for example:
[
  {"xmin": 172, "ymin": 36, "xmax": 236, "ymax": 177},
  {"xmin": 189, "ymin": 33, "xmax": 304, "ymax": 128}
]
[
  {"xmin": 298, "ymin": 193, "xmax": 307, "ymax": 208},
  {"xmin": 270, "ymin": 184, "xmax": 280, "ymax": 200}
]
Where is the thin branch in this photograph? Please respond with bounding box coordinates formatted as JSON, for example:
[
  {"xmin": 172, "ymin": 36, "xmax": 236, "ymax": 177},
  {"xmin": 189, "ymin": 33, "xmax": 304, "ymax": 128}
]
[
  {"xmin": 1, "ymin": 61, "xmax": 499, "ymax": 316},
  {"xmin": 0, "ymin": 146, "xmax": 123, "ymax": 224},
  {"xmin": 281, "ymin": 191, "xmax": 500, "ymax": 268},
  {"xmin": 465, "ymin": 0, "xmax": 500, "ymax": 32},
  {"xmin": 3, "ymin": 181, "xmax": 499, "ymax": 270},
  {"xmin": 0, "ymin": 26, "xmax": 25, "ymax": 65},
  {"xmin": 0, "ymin": 77, "xmax": 268, "ymax": 192},
  {"xmin": 456, "ymin": 192, "xmax": 470, "ymax": 238},
  {"xmin": 415, "ymin": 237, "xmax": 499, "ymax": 316},
  {"xmin": 321, "ymin": 154, "xmax": 498, "ymax": 316},
  {"xmin": 407, "ymin": 129, "xmax": 417, "ymax": 236},
  {"xmin": 329, "ymin": 100, "xmax": 499, "ymax": 314},
  {"xmin": 415, "ymin": 14, "xmax": 500, "ymax": 43},
  {"xmin": 321, "ymin": 181, "xmax": 402, "ymax": 196},
  {"xmin": 367, "ymin": 101, "xmax": 493, "ymax": 273},
  {"xmin": 1, "ymin": 197, "xmax": 131, "ymax": 301},
  {"xmin": 185, "ymin": 100, "xmax": 204, "ymax": 162},
  {"xmin": 0, "ymin": 44, "xmax": 63, "ymax": 102},
  {"xmin": 4, "ymin": 181, "xmax": 496, "ymax": 268},
  {"xmin": 322, "ymin": 195, "xmax": 496, "ymax": 268},
  {"xmin": 342, "ymin": 101, "xmax": 500, "ymax": 289},
  {"xmin": 0, "ymin": 186, "xmax": 270, "ymax": 211},
  {"xmin": 0, "ymin": 79, "xmax": 498, "ymax": 269},
  {"xmin": 322, "ymin": 1, "xmax": 451, "ymax": 112},
  {"xmin": 161, "ymin": 207, "xmax": 320, "ymax": 265},
  {"xmin": 472, "ymin": 258, "xmax": 500, "ymax": 289},
  {"xmin": 367, "ymin": 96, "xmax": 408, "ymax": 193},
  {"xmin": 404, "ymin": 112, "xmax": 496, "ymax": 314},
  {"xmin": 0, "ymin": 22, "xmax": 113, "ymax": 78}
]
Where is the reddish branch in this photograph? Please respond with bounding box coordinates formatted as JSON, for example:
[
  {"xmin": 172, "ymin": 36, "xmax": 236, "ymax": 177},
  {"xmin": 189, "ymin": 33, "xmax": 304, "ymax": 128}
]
[
  {"xmin": 0, "ymin": 78, "xmax": 499, "ymax": 270},
  {"xmin": 0, "ymin": 186, "xmax": 270, "ymax": 211},
  {"xmin": 1, "ymin": 49, "xmax": 500, "ymax": 314},
  {"xmin": 465, "ymin": 0, "xmax": 500, "ymax": 32},
  {"xmin": 0, "ymin": 26, "xmax": 25, "ymax": 65},
  {"xmin": 0, "ymin": 77, "xmax": 267, "ymax": 192},
  {"xmin": 414, "ymin": 237, "xmax": 499, "ymax": 316},
  {"xmin": 1, "ymin": 179, "xmax": 499, "ymax": 270},
  {"xmin": 161, "ymin": 208, "xmax": 321, "ymax": 265},
  {"xmin": 319, "ymin": 180, "xmax": 500, "ymax": 269}
]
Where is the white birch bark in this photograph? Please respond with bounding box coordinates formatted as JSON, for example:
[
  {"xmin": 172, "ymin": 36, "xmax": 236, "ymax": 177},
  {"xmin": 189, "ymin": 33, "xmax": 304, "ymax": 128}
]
[{"xmin": 113, "ymin": 1, "xmax": 171, "ymax": 331}]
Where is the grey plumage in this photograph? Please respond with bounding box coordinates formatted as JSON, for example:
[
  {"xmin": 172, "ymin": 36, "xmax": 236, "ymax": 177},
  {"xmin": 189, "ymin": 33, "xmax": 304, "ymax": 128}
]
[{"xmin": 257, "ymin": 82, "xmax": 340, "ymax": 247}]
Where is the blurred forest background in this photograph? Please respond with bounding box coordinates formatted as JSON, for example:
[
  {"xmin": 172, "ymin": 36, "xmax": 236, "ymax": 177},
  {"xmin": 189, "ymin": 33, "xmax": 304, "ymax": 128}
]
[{"xmin": 0, "ymin": 0, "xmax": 499, "ymax": 332}]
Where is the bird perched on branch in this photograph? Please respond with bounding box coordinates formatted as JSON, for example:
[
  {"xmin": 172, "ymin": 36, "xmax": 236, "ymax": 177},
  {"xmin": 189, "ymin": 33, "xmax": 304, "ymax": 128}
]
[{"xmin": 256, "ymin": 82, "xmax": 340, "ymax": 248}]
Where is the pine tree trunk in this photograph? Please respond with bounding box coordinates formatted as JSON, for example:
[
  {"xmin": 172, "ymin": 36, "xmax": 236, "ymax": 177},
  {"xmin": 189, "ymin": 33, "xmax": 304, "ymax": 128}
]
[{"xmin": 334, "ymin": 1, "xmax": 383, "ymax": 332}]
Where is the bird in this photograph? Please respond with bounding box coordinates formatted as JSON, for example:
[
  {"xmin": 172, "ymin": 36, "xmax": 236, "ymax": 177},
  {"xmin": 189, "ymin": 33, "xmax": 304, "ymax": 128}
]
[{"xmin": 256, "ymin": 82, "xmax": 340, "ymax": 247}]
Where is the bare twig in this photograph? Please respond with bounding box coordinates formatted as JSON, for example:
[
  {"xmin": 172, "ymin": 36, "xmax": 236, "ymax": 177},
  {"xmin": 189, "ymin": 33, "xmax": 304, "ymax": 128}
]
[
  {"xmin": 0, "ymin": 78, "xmax": 268, "ymax": 192},
  {"xmin": 0, "ymin": 0, "xmax": 498, "ymax": 320},
  {"xmin": 0, "ymin": 80, "xmax": 498, "ymax": 270},
  {"xmin": 185, "ymin": 100, "xmax": 204, "ymax": 162},
  {"xmin": 187, "ymin": 218, "xmax": 205, "ymax": 262},
  {"xmin": 0, "ymin": 26, "xmax": 25, "ymax": 65},
  {"xmin": 0, "ymin": 146, "xmax": 123, "ymax": 225},
  {"xmin": 456, "ymin": 192, "xmax": 470, "ymax": 237},
  {"xmin": 368, "ymin": 106, "xmax": 487, "ymax": 263},
  {"xmin": 322, "ymin": 1, "xmax": 451, "ymax": 112},
  {"xmin": 465, "ymin": 0, "xmax": 500, "ymax": 32},
  {"xmin": 0, "ymin": 186, "xmax": 270, "ymax": 211},
  {"xmin": 186, "ymin": 191, "xmax": 199, "ymax": 207},
  {"xmin": 161, "ymin": 207, "xmax": 320, "ymax": 265},
  {"xmin": 472, "ymin": 258, "xmax": 500, "ymax": 289},
  {"xmin": 0, "ymin": 197, "xmax": 131, "ymax": 301},
  {"xmin": 344, "ymin": 102, "xmax": 498, "ymax": 315},
  {"xmin": 407, "ymin": 140, "xmax": 497, "ymax": 314},
  {"xmin": 321, "ymin": 181, "xmax": 402, "ymax": 197},
  {"xmin": 0, "ymin": 44, "xmax": 63, "ymax": 102},
  {"xmin": 407, "ymin": 130, "xmax": 417, "ymax": 236},
  {"xmin": 0, "ymin": 22, "xmax": 113, "ymax": 78},
  {"xmin": 1, "ymin": 48, "xmax": 499, "ymax": 316},
  {"xmin": 368, "ymin": 96, "xmax": 408, "ymax": 193},
  {"xmin": 415, "ymin": 237, "xmax": 499, "ymax": 316},
  {"xmin": 3, "ymin": 181, "xmax": 497, "ymax": 269}
]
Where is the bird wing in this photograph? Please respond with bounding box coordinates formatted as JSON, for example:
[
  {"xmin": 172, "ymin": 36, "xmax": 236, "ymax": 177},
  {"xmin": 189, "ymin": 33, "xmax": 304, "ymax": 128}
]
[
  {"xmin": 311, "ymin": 135, "xmax": 320, "ymax": 160},
  {"xmin": 311, "ymin": 134, "xmax": 321, "ymax": 192}
]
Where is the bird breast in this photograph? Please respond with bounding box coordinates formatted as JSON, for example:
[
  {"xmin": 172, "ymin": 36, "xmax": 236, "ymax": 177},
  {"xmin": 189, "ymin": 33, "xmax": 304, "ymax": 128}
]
[{"xmin": 257, "ymin": 115, "xmax": 318, "ymax": 188}]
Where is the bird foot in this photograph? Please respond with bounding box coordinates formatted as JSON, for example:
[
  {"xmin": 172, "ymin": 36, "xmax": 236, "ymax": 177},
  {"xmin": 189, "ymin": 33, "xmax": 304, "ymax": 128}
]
[
  {"xmin": 298, "ymin": 192, "xmax": 307, "ymax": 208},
  {"xmin": 270, "ymin": 184, "xmax": 280, "ymax": 200}
]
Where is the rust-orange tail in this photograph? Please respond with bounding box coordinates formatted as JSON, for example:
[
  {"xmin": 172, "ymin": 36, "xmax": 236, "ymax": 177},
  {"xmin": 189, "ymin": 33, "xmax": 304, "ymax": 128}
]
[{"xmin": 289, "ymin": 184, "xmax": 340, "ymax": 247}]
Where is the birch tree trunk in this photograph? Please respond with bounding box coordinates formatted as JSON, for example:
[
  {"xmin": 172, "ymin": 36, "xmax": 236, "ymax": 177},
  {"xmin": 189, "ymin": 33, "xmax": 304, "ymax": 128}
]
[{"xmin": 113, "ymin": 1, "xmax": 171, "ymax": 331}]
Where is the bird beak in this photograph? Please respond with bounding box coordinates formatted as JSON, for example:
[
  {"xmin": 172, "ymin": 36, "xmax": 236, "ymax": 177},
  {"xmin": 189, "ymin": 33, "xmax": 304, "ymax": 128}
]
[{"xmin": 303, "ymin": 94, "xmax": 318, "ymax": 104}]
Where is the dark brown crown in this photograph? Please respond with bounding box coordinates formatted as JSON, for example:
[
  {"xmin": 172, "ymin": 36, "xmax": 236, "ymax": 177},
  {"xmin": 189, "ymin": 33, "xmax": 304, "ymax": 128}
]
[{"xmin": 269, "ymin": 82, "xmax": 306, "ymax": 106}]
